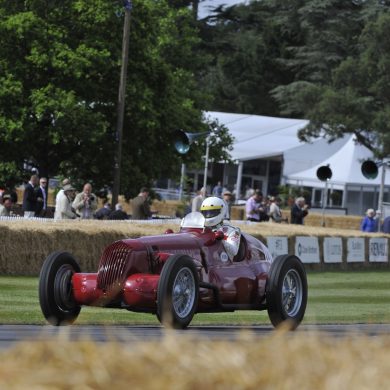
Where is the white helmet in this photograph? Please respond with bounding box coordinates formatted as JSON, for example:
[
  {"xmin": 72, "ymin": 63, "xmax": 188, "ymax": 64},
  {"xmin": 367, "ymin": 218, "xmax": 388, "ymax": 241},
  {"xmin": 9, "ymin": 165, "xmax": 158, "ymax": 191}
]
[{"xmin": 200, "ymin": 196, "xmax": 226, "ymax": 227}]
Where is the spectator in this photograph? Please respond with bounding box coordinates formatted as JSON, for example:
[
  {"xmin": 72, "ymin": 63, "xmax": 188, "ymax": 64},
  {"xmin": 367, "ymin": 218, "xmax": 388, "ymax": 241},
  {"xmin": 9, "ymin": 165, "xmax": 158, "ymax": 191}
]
[
  {"xmin": 108, "ymin": 203, "xmax": 129, "ymax": 220},
  {"xmin": 95, "ymin": 202, "xmax": 112, "ymax": 220},
  {"xmin": 0, "ymin": 195, "xmax": 13, "ymax": 217},
  {"xmin": 131, "ymin": 187, "xmax": 152, "ymax": 220},
  {"xmin": 23, "ymin": 174, "xmax": 39, "ymax": 218},
  {"xmin": 212, "ymin": 181, "xmax": 223, "ymax": 198},
  {"xmin": 72, "ymin": 183, "xmax": 98, "ymax": 219},
  {"xmin": 360, "ymin": 208, "xmax": 377, "ymax": 232},
  {"xmin": 269, "ymin": 196, "xmax": 288, "ymax": 223},
  {"xmin": 244, "ymin": 185, "xmax": 255, "ymax": 200},
  {"xmin": 291, "ymin": 197, "xmax": 309, "ymax": 225},
  {"xmin": 232, "ymin": 184, "xmax": 240, "ymax": 202},
  {"xmin": 382, "ymin": 216, "xmax": 390, "ymax": 233},
  {"xmin": 191, "ymin": 187, "xmax": 206, "ymax": 213},
  {"xmin": 223, "ymin": 190, "xmax": 233, "ymax": 220},
  {"xmin": 56, "ymin": 178, "xmax": 71, "ymax": 206},
  {"xmin": 246, "ymin": 190, "xmax": 268, "ymax": 222},
  {"xmin": 54, "ymin": 184, "xmax": 77, "ymax": 220},
  {"xmin": 35, "ymin": 177, "xmax": 48, "ymax": 217}
]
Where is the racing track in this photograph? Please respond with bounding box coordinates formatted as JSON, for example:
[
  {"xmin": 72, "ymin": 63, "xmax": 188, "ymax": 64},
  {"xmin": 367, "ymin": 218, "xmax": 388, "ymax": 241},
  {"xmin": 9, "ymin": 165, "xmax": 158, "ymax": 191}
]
[{"xmin": 1, "ymin": 324, "xmax": 390, "ymax": 350}]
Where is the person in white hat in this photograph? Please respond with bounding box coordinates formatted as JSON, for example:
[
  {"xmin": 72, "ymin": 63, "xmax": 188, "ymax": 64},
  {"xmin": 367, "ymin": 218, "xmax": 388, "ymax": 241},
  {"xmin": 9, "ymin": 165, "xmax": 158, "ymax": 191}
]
[
  {"xmin": 54, "ymin": 184, "xmax": 78, "ymax": 220},
  {"xmin": 360, "ymin": 208, "xmax": 376, "ymax": 232}
]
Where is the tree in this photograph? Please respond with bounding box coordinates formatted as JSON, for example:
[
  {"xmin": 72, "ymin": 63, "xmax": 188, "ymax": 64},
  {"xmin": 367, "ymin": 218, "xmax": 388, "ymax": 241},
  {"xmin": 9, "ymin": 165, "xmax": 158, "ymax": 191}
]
[
  {"xmin": 271, "ymin": 0, "xmax": 369, "ymax": 117},
  {"xmin": 197, "ymin": 0, "xmax": 306, "ymax": 116},
  {"xmin": 0, "ymin": 0, "xmax": 229, "ymax": 196},
  {"xmin": 291, "ymin": 11, "xmax": 390, "ymax": 158},
  {"xmin": 0, "ymin": 0, "xmax": 120, "ymax": 188}
]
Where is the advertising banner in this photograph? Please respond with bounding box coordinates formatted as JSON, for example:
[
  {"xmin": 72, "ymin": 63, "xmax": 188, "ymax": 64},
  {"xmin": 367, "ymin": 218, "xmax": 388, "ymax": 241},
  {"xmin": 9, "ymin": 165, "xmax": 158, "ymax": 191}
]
[
  {"xmin": 267, "ymin": 237, "xmax": 288, "ymax": 259},
  {"xmin": 323, "ymin": 237, "xmax": 343, "ymax": 263},
  {"xmin": 295, "ymin": 237, "xmax": 320, "ymax": 263},
  {"xmin": 347, "ymin": 237, "xmax": 365, "ymax": 263},
  {"xmin": 369, "ymin": 238, "xmax": 389, "ymax": 262}
]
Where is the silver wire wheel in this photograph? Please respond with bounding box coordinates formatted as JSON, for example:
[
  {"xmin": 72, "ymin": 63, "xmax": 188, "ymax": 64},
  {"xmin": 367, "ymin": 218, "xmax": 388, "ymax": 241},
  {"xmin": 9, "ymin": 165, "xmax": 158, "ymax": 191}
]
[
  {"xmin": 266, "ymin": 255, "xmax": 307, "ymax": 330},
  {"xmin": 157, "ymin": 254, "xmax": 199, "ymax": 329},
  {"xmin": 282, "ymin": 269, "xmax": 303, "ymax": 317},
  {"xmin": 172, "ymin": 267, "xmax": 197, "ymax": 319}
]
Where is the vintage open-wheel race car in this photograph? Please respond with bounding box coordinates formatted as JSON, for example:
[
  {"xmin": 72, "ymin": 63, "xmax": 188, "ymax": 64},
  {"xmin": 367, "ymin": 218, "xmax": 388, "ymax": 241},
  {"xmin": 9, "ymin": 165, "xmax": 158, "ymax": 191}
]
[{"xmin": 39, "ymin": 212, "xmax": 308, "ymax": 329}]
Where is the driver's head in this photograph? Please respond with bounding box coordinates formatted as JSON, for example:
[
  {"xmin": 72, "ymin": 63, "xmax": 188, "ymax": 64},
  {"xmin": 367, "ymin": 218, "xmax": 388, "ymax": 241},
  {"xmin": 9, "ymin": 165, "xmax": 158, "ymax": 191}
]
[{"xmin": 200, "ymin": 196, "xmax": 226, "ymax": 227}]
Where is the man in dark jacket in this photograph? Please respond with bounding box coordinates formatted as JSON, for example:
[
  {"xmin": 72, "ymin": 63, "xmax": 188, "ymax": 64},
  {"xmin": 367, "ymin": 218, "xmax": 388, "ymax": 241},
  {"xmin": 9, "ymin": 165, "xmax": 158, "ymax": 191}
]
[
  {"xmin": 108, "ymin": 203, "xmax": 129, "ymax": 220},
  {"xmin": 35, "ymin": 177, "xmax": 48, "ymax": 217},
  {"xmin": 23, "ymin": 174, "xmax": 39, "ymax": 218},
  {"xmin": 290, "ymin": 196, "xmax": 309, "ymax": 225}
]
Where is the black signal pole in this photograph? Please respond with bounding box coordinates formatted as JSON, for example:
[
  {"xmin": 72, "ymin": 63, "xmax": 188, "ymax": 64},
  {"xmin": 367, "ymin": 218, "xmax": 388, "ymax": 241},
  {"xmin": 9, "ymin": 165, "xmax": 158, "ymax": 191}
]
[{"xmin": 112, "ymin": 1, "xmax": 132, "ymax": 206}]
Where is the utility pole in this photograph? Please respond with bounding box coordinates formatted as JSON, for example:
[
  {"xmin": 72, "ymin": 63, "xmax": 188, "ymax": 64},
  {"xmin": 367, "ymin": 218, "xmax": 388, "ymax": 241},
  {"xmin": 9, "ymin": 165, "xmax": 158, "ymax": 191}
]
[{"xmin": 112, "ymin": 1, "xmax": 132, "ymax": 206}]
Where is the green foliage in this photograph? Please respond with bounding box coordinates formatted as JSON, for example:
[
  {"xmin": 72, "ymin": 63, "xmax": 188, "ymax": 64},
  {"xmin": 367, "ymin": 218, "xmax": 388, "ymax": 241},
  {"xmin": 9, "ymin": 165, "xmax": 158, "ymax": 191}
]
[
  {"xmin": 295, "ymin": 11, "xmax": 390, "ymax": 157},
  {"xmin": 0, "ymin": 0, "xmax": 226, "ymax": 196}
]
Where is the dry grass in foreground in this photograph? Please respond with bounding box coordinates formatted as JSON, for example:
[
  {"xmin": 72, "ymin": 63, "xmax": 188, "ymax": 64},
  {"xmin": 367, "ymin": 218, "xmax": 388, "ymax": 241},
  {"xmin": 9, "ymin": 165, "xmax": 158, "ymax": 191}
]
[{"xmin": 1, "ymin": 328, "xmax": 390, "ymax": 389}]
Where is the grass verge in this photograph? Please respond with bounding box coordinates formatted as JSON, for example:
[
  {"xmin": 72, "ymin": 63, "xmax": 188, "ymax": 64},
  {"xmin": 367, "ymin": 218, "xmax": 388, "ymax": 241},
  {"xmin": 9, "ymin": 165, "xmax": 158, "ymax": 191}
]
[{"xmin": 1, "ymin": 270, "xmax": 390, "ymax": 325}]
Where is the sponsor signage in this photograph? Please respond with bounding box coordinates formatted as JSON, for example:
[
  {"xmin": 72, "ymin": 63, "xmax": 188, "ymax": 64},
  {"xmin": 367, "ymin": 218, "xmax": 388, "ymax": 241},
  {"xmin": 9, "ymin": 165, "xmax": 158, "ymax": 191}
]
[
  {"xmin": 295, "ymin": 237, "xmax": 320, "ymax": 263},
  {"xmin": 369, "ymin": 238, "xmax": 389, "ymax": 263},
  {"xmin": 323, "ymin": 237, "xmax": 342, "ymax": 263},
  {"xmin": 267, "ymin": 237, "xmax": 288, "ymax": 259},
  {"xmin": 347, "ymin": 237, "xmax": 365, "ymax": 263}
]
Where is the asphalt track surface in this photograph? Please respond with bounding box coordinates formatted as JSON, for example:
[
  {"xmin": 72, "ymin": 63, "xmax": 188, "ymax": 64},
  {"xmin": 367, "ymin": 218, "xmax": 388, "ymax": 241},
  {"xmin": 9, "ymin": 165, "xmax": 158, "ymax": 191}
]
[{"xmin": 1, "ymin": 324, "xmax": 390, "ymax": 350}]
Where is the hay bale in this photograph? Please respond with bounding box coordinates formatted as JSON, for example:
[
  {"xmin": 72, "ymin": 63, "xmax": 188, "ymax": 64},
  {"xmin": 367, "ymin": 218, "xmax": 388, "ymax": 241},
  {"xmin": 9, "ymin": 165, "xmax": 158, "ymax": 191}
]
[{"xmin": 2, "ymin": 331, "xmax": 390, "ymax": 389}]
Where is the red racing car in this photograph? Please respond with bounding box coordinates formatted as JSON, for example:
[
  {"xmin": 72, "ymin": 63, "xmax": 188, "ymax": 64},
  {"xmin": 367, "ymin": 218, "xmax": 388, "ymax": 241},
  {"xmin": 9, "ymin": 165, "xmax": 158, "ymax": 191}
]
[{"xmin": 39, "ymin": 212, "xmax": 308, "ymax": 329}]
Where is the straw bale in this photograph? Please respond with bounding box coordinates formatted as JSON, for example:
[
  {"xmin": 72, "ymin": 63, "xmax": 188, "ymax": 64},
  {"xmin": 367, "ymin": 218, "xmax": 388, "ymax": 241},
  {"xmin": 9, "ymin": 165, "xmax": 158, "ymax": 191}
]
[
  {"xmin": 1, "ymin": 330, "xmax": 390, "ymax": 389},
  {"xmin": 0, "ymin": 218, "xmax": 388, "ymax": 275}
]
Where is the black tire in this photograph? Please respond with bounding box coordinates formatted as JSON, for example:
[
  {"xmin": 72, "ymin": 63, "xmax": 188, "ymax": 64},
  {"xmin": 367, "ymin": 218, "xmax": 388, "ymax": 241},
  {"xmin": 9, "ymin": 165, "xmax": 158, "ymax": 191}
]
[
  {"xmin": 157, "ymin": 254, "xmax": 199, "ymax": 329},
  {"xmin": 266, "ymin": 255, "xmax": 307, "ymax": 330},
  {"xmin": 39, "ymin": 251, "xmax": 81, "ymax": 326}
]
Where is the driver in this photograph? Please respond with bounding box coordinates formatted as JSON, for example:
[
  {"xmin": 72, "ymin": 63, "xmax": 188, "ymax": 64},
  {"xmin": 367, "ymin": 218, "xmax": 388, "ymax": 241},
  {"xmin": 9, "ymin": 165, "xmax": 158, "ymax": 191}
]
[{"xmin": 200, "ymin": 196, "xmax": 241, "ymax": 260}]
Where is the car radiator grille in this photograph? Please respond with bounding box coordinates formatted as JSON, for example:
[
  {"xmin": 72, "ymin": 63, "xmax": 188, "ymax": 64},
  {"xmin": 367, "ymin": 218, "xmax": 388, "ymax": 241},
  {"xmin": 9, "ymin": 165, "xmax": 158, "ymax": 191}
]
[{"xmin": 97, "ymin": 241, "xmax": 132, "ymax": 292}]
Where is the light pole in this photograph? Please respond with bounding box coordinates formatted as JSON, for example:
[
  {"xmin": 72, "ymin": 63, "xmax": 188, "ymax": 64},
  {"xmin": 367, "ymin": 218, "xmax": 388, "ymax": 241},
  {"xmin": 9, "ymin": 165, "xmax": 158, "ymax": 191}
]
[
  {"xmin": 112, "ymin": 1, "xmax": 132, "ymax": 207},
  {"xmin": 174, "ymin": 129, "xmax": 217, "ymax": 197},
  {"xmin": 203, "ymin": 134, "xmax": 211, "ymax": 193},
  {"xmin": 316, "ymin": 165, "xmax": 332, "ymax": 227}
]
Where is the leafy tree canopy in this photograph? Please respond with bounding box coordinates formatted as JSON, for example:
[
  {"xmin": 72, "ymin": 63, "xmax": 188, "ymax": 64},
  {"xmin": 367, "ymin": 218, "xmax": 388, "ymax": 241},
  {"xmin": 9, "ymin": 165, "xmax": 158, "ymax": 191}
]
[
  {"xmin": 292, "ymin": 11, "xmax": 390, "ymax": 158},
  {"xmin": 0, "ymin": 0, "xmax": 232, "ymax": 197}
]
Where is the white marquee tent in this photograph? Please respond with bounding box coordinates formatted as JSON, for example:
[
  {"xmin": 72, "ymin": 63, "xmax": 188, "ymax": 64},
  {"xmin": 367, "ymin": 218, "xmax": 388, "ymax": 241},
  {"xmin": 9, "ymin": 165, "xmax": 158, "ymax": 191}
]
[
  {"xmin": 285, "ymin": 135, "xmax": 390, "ymax": 189},
  {"xmin": 205, "ymin": 112, "xmax": 389, "ymax": 215}
]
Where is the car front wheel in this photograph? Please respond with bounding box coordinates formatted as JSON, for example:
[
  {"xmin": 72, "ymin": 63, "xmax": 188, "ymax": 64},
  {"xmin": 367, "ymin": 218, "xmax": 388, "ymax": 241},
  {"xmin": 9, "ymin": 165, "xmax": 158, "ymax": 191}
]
[
  {"xmin": 157, "ymin": 254, "xmax": 199, "ymax": 329},
  {"xmin": 266, "ymin": 254, "xmax": 307, "ymax": 330},
  {"xmin": 39, "ymin": 251, "xmax": 81, "ymax": 326}
]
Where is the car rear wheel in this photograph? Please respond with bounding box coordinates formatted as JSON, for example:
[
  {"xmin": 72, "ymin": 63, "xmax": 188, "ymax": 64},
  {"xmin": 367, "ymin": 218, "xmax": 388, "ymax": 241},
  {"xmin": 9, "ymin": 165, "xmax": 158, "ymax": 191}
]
[
  {"xmin": 39, "ymin": 251, "xmax": 81, "ymax": 326},
  {"xmin": 157, "ymin": 254, "xmax": 199, "ymax": 329},
  {"xmin": 266, "ymin": 255, "xmax": 307, "ymax": 330}
]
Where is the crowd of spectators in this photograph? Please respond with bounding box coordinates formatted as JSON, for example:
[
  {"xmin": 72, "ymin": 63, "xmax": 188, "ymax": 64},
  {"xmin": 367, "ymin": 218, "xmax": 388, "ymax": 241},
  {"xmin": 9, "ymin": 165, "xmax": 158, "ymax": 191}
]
[
  {"xmin": 360, "ymin": 208, "xmax": 390, "ymax": 233},
  {"xmin": 3, "ymin": 176, "xmax": 390, "ymax": 231},
  {"xmin": 190, "ymin": 182, "xmax": 308, "ymax": 224},
  {"xmin": 0, "ymin": 176, "xmax": 157, "ymax": 221}
]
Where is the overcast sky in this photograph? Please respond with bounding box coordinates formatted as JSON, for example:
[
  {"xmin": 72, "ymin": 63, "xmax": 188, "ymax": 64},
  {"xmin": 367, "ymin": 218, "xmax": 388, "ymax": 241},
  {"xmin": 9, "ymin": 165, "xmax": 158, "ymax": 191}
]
[{"xmin": 198, "ymin": 0, "xmax": 247, "ymax": 18}]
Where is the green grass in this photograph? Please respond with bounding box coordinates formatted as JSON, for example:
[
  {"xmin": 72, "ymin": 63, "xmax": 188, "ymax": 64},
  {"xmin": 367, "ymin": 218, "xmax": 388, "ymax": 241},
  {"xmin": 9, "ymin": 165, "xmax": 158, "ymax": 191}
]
[{"xmin": 1, "ymin": 271, "xmax": 390, "ymax": 325}]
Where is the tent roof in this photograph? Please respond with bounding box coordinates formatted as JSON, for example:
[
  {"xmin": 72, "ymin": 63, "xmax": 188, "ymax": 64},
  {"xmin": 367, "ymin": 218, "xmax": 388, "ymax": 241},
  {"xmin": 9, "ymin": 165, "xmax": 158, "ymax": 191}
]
[
  {"xmin": 285, "ymin": 135, "xmax": 388, "ymax": 189},
  {"xmin": 205, "ymin": 111, "xmax": 309, "ymax": 161}
]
